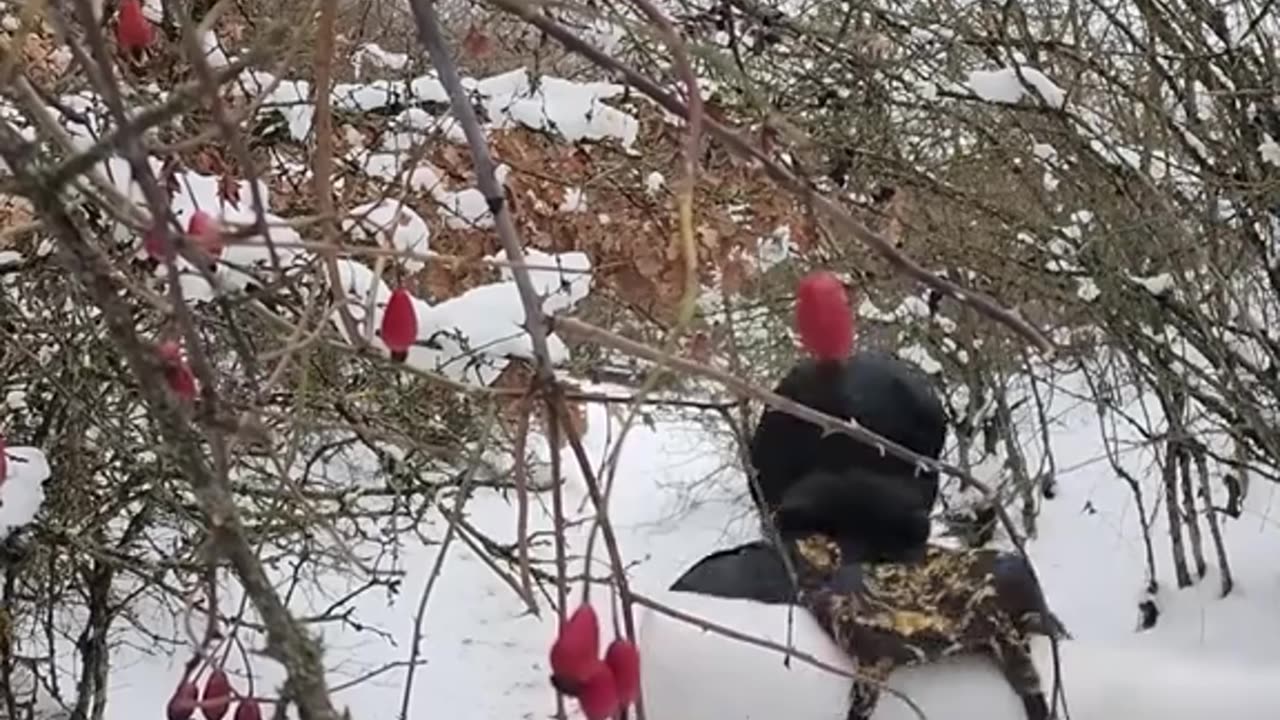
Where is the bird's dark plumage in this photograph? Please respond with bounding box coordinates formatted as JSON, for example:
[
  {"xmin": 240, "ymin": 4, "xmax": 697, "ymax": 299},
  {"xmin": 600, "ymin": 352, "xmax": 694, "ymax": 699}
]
[{"xmin": 748, "ymin": 349, "xmax": 946, "ymax": 557}]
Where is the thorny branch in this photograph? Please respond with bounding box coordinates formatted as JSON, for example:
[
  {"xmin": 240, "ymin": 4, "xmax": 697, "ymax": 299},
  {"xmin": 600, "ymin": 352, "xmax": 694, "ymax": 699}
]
[
  {"xmin": 408, "ymin": 4, "xmax": 579, "ymax": 719},
  {"xmin": 409, "ymin": 5, "xmax": 652, "ymax": 720},
  {"xmin": 409, "ymin": 0, "xmax": 557, "ymax": 381},
  {"xmin": 0, "ymin": 127, "xmax": 342, "ymax": 720}
]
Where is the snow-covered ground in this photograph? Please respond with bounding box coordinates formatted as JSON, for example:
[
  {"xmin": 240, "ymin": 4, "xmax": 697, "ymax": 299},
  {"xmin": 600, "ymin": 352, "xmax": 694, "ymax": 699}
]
[
  {"xmin": 3, "ymin": 8, "xmax": 1279, "ymax": 718},
  {"xmin": 5, "ymin": 363, "xmax": 1271, "ymax": 719}
]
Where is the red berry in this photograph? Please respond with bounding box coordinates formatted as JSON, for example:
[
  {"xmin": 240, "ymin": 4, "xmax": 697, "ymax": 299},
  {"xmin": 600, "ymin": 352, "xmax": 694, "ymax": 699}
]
[
  {"xmin": 795, "ymin": 270, "xmax": 855, "ymax": 361},
  {"xmin": 167, "ymin": 681, "xmax": 198, "ymax": 720},
  {"xmin": 158, "ymin": 340, "xmax": 198, "ymax": 402},
  {"xmin": 380, "ymin": 288, "xmax": 418, "ymax": 361},
  {"xmin": 157, "ymin": 340, "xmax": 183, "ymax": 363},
  {"xmin": 233, "ymin": 699, "xmax": 263, "ymax": 720},
  {"xmin": 115, "ymin": 0, "xmax": 153, "ymax": 55},
  {"xmin": 167, "ymin": 365, "xmax": 197, "ymax": 401},
  {"xmin": 549, "ymin": 603, "xmax": 601, "ymax": 691},
  {"xmin": 603, "ymin": 638, "xmax": 640, "ymax": 707},
  {"xmin": 144, "ymin": 224, "xmax": 171, "ymax": 261},
  {"xmin": 576, "ymin": 662, "xmax": 620, "ymax": 720},
  {"xmin": 201, "ymin": 668, "xmax": 232, "ymax": 720},
  {"xmin": 187, "ymin": 211, "xmax": 224, "ymax": 259}
]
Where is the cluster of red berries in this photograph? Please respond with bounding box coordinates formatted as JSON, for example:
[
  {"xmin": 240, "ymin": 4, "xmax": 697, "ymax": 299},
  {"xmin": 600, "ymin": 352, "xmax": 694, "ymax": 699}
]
[
  {"xmin": 167, "ymin": 667, "xmax": 262, "ymax": 720},
  {"xmin": 157, "ymin": 339, "xmax": 198, "ymax": 402},
  {"xmin": 548, "ymin": 604, "xmax": 641, "ymax": 720}
]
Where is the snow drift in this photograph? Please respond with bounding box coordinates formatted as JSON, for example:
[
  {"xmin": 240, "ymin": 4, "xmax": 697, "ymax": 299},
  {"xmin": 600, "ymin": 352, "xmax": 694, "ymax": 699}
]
[{"xmin": 637, "ymin": 587, "xmax": 1280, "ymax": 720}]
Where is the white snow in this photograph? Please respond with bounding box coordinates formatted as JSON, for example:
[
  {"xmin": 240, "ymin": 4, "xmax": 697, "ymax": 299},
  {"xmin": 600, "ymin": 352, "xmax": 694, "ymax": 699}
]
[
  {"xmin": 197, "ymin": 29, "xmax": 229, "ymax": 70},
  {"xmin": 488, "ymin": 247, "xmax": 593, "ymax": 315},
  {"xmin": 645, "ymin": 171, "xmax": 666, "ymax": 195},
  {"xmin": 0, "ymin": 445, "xmax": 51, "ymax": 541},
  {"xmin": 435, "ymin": 186, "xmax": 496, "ymax": 229},
  {"xmin": 25, "ymin": 363, "xmax": 1280, "ymax": 720},
  {"xmin": 242, "ymin": 66, "xmax": 637, "ymax": 151},
  {"xmin": 966, "ymin": 67, "xmax": 1066, "ymax": 109},
  {"xmin": 757, "ymin": 224, "xmax": 794, "ymax": 271},
  {"xmin": 559, "ymin": 186, "xmax": 588, "ymax": 213},
  {"xmin": 154, "ymin": 172, "xmax": 309, "ymax": 301},
  {"xmin": 342, "ymin": 199, "xmax": 431, "ymax": 272},
  {"xmin": 1131, "ymin": 273, "xmax": 1175, "ymax": 296},
  {"xmin": 1032, "ymin": 141, "xmax": 1062, "ymax": 191},
  {"xmin": 351, "ymin": 43, "xmax": 410, "ymax": 74},
  {"xmin": 897, "ymin": 343, "xmax": 942, "ymax": 375},
  {"xmin": 1031, "ymin": 143, "xmax": 1057, "ymax": 162},
  {"xmin": 1260, "ymin": 135, "xmax": 1280, "ymax": 167},
  {"xmin": 331, "ymin": 257, "xmax": 392, "ymax": 343},
  {"xmin": 477, "ymin": 68, "xmax": 640, "ymax": 149},
  {"xmin": 1077, "ymin": 277, "xmax": 1101, "ymax": 302},
  {"xmin": 141, "ymin": 0, "xmax": 163, "ymax": 22},
  {"xmin": 328, "ymin": 244, "xmax": 591, "ymax": 378},
  {"xmin": 640, "ymin": 600, "xmax": 1280, "ymax": 720}
]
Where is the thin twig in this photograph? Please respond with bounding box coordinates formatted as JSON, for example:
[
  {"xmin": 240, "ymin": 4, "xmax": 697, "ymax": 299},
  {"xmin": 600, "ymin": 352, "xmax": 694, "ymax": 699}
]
[
  {"xmin": 549, "ymin": 388, "xmax": 647, "ymax": 720},
  {"xmin": 398, "ymin": 411, "xmax": 500, "ymax": 720},
  {"xmin": 311, "ymin": 0, "xmax": 363, "ymax": 347},
  {"xmin": 630, "ymin": 592, "xmax": 928, "ymax": 720},
  {"xmin": 544, "ymin": 384, "xmax": 570, "ymax": 720},
  {"xmin": 512, "ymin": 387, "xmax": 539, "ymax": 611}
]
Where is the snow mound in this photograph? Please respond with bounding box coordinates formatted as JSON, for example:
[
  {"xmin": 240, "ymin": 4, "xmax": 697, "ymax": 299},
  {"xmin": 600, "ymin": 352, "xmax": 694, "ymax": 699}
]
[{"xmin": 0, "ymin": 445, "xmax": 51, "ymax": 541}]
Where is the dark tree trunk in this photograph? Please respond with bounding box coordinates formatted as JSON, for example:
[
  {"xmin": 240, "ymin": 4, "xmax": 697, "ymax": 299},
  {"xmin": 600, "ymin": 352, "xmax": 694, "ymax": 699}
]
[
  {"xmin": 1193, "ymin": 447, "xmax": 1234, "ymax": 596},
  {"xmin": 1176, "ymin": 443, "xmax": 1207, "ymax": 579},
  {"xmin": 1162, "ymin": 439, "xmax": 1194, "ymax": 588}
]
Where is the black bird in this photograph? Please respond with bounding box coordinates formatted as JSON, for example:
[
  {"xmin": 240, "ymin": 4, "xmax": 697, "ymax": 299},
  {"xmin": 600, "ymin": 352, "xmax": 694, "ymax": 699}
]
[{"xmin": 748, "ymin": 349, "xmax": 947, "ymax": 559}]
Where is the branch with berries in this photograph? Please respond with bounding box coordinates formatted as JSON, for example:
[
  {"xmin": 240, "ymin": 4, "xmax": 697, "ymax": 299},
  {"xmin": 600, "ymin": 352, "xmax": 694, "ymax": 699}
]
[
  {"xmin": 0, "ymin": 2, "xmax": 346, "ymax": 713},
  {"xmin": 406, "ymin": 3, "xmax": 658, "ymax": 719}
]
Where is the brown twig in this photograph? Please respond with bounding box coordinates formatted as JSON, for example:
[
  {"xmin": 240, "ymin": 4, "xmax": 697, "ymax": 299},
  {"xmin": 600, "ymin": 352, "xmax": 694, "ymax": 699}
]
[
  {"xmin": 311, "ymin": 0, "xmax": 363, "ymax": 347},
  {"xmin": 544, "ymin": 386, "xmax": 570, "ymax": 720},
  {"xmin": 548, "ymin": 388, "xmax": 647, "ymax": 720},
  {"xmin": 512, "ymin": 388, "xmax": 539, "ymax": 612}
]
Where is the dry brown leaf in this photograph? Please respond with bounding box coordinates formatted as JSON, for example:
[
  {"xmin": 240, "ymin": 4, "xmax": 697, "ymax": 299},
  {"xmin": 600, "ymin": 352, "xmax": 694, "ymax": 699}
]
[
  {"xmin": 721, "ymin": 256, "xmax": 748, "ymax": 295},
  {"xmin": 462, "ymin": 26, "xmax": 495, "ymax": 60}
]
